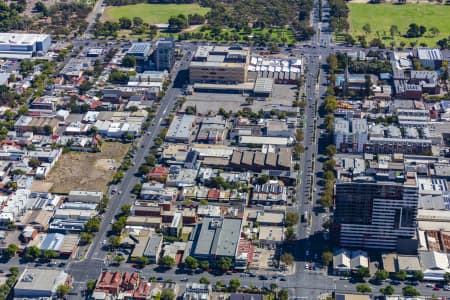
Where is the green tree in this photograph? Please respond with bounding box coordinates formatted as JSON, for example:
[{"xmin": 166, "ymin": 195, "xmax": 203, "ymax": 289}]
[
  {"xmin": 285, "ymin": 212, "xmax": 300, "ymax": 226},
  {"xmin": 109, "ymin": 236, "xmax": 121, "ymax": 248},
  {"xmin": 122, "ymin": 55, "xmax": 136, "ymax": 68},
  {"xmin": 28, "ymin": 157, "xmax": 41, "ymax": 168},
  {"xmin": 199, "ymin": 277, "xmax": 210, "ymax": 284},
  {"xmin": 229, "ymin": 278, "xmax": 241, "ymax": 292},
  {"xmin": 56, "ymin": 284, "xmax": 71, "ymax": 298},
  {"xmin": 374, "ymin": 269, "xmax": 388, "ymax": 282},
  {"xmin": 444, "ymin": 272, "xmax": 450, "ymax": 282},
  {"xmin": 200, "ymin": 260, "xmax": 210, "ymax": 270},
  {"xmin": 356, "ymin": 267, "xmax": 370, "ymax": 279},
  {"xmin": 85, "ymin": 216, "xmax": 101, "ymax": 233},
  {"xmin": 137, "ymin": 256, "xmax": 149, "ymax": 266},
  {"xmin": 120, "ymin": 204, "xmax": 131, "ymax": 216},
  {"xmin": 133, "ymin": 16, "xmax": 144, "ymax": 27},
  {"xmin": 394, "ymin": 270, "xmax": 407, "ymax": 281},
  {"xmin": 356, "ymin": 284, "xmax": 372, "ymax": 293},
  {"xmin": 412, "ymin": 270, "xmax": 424, "ymax": 281},
  {"xmin": 279, "ymin": 289, "xmax": 289, "ymax": 300},
  {"xmin": 402, "ymin": 286, "xmax": 420, "ymax": 296},
  {"xmin": 321, "ymin": 251, "xmax": 333, "ymax": 266},
  {"xmin": 86, "ymin": 279, "xmax": 96, "ymax": 294},
  {"xmin": 184, "ymin": 256, "xmax": 199, "ymax": 269},
  {"xmin": 217, "ymin": 257, "xmax": 232, "ymax": 271},
  {"xmin": 160, "ymin": 255, "xmax": 176, "ymax": 268},
  {"xmin": 5, "ymin": 244, "xmax": 18, "ymax": 258},
  {"xmin": 285, "ymin": 226, "xmax": 296, "ymax": 241},
  {"xmin": 119, "ymin": 17, "xmax": 132, "ymax": 29},
  {"xmin": 161, "ymin": 288, "xmax": 175, "ymax": 300},
  {"xmin": 324, "ymin": 95, "xmax": 338, "ymax": 113},
  {"xmin": 42, "ymin": 249, "xmax": 57, "ymax": 261},
  {"xmin": 362, "ymin": 23, "xmax": 371, "ymax": 34},
  {"xmin": 113, "ymin": 255, "xmax": 125, "ymax": 265},
  {"xmin": 380, "ymin": 285, "xmax": 395, "ymax": 296},
  {"xmin": 280, "ymin": 253, "xmax": 294, "ymax": 266},
  {"xmin": 325, "ymin": 145, "xmax": 337, "ymax": 158},
  {"xmin": 327, "ymin": 54, "xmax": 338, "ymax": 72},
  {"xmin": 25, "ymin": 245, "xmax": 41, "ymax": 261}
]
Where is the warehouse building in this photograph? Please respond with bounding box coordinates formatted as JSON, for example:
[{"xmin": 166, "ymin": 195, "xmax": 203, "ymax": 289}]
[{"xmin": 14, "ymin": 268, "xmax": 71, "ymax": 298}]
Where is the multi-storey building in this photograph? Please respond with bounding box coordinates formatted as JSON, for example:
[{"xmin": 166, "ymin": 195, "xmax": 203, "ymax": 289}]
[
  {"xmin": 334, "ymin": 171, "xmax": 419, "ymax": 249},
  {"xmin": 155, "ymin": 37, "xmax": 175, "ymax": 72},
  {"xmin": 189, "ymin": 46, "xmax": 250, "ymax": 84}
]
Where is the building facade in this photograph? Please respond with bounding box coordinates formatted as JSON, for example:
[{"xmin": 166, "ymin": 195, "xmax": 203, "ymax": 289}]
[{"xmin": 334, "ymin": 172, "xmax": 419, "ymax": 249}]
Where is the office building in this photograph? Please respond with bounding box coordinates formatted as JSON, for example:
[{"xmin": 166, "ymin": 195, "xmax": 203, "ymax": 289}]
[
  {"xmin": 0, "ymin": 33, "xmax": 51, "ymax": 59},
  {"xmin": 155, "ymin": 37, "xmax": 175, "ymax": 71},
  {"xmin": 189, "ymin": 45, "xmax": 250, "ymax": 84},
  {"xmin": 334, "ymin": 171, "xmax": 419, "ymax": 249}
]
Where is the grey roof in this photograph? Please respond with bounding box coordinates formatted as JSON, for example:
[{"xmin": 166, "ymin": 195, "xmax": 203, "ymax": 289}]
[
  {"xmin": 417, "ymin": 48, "xmax": 443, "ymax": 61},
  {"xmin": 144, "ymin": 233, "xmax": 163, "ymax": 257},
  {"xmin": 334, "ymin": 118, "xmax": 349, "ymax": 134},
  {"xmin": 192, "ymin": 217, "xmax": 242, "ymax": 258}
]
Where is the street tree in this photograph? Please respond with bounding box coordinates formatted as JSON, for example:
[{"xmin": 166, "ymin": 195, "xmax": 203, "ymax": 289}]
[
  {"xmin": 199, "ymin": 277, "xmax": 210, "ymax": 284},
  {"xmin": 279, "ymin": 289, "xmax": 289, "ymax": 300},
  {"xmin": 229, "ymin": 278, "xmax": 241, "ymax": 292},
  {"xmin": 160, "ymin": 255, "xmax": 176, "ymax": 268},
  {"xmin": 161, "ymin": 288, "xmax": 176, "ymax": 300},
  {"xmin": 285, "ymin": 212, "xmax": 300, "ymax": 226},
  {"xmin": 280, "ymin": 253, "xmax": 294, "ymax": 266},
  {"xmin": 380, "ymin": 285, "xmax": 395, "ymax": 295},
  {"xmin": 5, "ymin": 244, "xmax": 18, "ymax": 258},
  {"xmin": 374, "ymin": 269, "xmax": 388, "ymax": 282},
  {"xmin": 356, "ymin": 284, "xmax": 372, "ymax": 293},
  {"xmin": 356, "ymin": 267, "xmax": 370, "ymax": 279},
  {"xmin": 56, "ymin": 284, "xmax": 71, "ymax": 299},
  {"xmin": 184, "ymin": 256, "xmax": 199, "ymax": 269},
  {"xmin": 394, "ymin": 270, "xmax": 407, "ymax": 281},
  {"xmin": 321, "ymin": 251, "xmax": 333, "ymax": 266},
  {"xmin": 402, "ymin": 286, "xmax": 420, "ymax": 296},
  {"xmin": 217, "ymin": 257, "xmax": 232, "ymax": 271}
]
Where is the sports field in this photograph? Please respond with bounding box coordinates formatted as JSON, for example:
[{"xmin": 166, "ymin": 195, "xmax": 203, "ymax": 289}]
[
  {"xmin": 103, "ymin": 3, "xmax": 210, "ymax": 25},
  {"xmin": 349, "ymin": 3, "xmax": 450, "ymax": 46}
]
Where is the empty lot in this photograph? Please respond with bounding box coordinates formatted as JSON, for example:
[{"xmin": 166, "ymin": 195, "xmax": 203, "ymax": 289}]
[{"xmin": 44, "ymin": 142, "xmax": 130, "ymax": 194}]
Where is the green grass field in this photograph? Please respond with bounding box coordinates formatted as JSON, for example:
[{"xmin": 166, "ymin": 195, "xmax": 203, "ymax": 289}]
[
  {"xmin": 349, "ymin": 3, "xmax": 450, "ymax": 47},
  {"xmin": 104, "ymin": 3, "xmax": 210, "ymax": 24}
]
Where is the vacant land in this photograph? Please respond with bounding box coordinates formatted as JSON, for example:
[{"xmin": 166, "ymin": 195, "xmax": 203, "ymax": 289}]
[
  {"xmin": 44, "ymin": 142, "xmax": 130, "ymax": 194},
  {"xmin": 349, "ymin": 3, "xmax": 450, "ymax": 46},
  {"xmin": 103, "ymin": 3, "xmax": 210, "ymax": 24}
]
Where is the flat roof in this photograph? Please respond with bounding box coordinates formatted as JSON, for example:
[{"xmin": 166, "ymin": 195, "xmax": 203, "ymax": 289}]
[
  {"xmin": 15, "ymin": 268, "xmax": 67, "ymax": 296},
  {"xmin": 0, "ymin": 32, "xmax": 49, "ymax": 44}
]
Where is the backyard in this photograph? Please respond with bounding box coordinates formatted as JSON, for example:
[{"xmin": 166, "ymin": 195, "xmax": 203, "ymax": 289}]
[{"xmin": 348, "ymin": 3, "xmax": 450, "ymax": 47}]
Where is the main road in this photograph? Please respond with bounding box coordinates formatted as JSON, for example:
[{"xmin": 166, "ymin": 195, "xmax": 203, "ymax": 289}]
[{"xmin": 67, "ymin": 50, "xmax": 193, "ymax": 298}]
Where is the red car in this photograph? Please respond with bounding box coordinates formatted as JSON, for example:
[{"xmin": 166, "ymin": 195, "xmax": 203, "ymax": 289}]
[{"xmin": 432, "ymin": 287, "xmax": 441, "ymax": 291}]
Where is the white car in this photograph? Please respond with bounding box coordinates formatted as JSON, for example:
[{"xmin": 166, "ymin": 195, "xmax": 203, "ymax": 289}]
[
  {"xmin": 304, "ymin": 264, "xmax": 309, "ymax": 269},
  {"xmin": 426, "ymin": 283, "xmax": 434, "ymax": 288}
]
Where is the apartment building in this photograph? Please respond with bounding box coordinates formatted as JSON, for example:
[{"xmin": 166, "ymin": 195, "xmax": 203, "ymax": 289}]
[{"xmin": 334, "ymin": 172, "xmax": 419, "ymax": 249}]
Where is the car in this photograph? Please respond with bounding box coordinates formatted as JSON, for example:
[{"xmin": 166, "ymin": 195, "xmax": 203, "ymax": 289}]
[
  {"xmin": 280, "ymin": 277, "xmax": 287, "ymax": 281},
  {"xmin": 58, "ymin": 262, "xmax": 66, "ymax": 267},
  {"xmin": 426, "ymin": 283, "xmax": 434, "ymax": 288},
  {"xmin": 304, "ymin": 264, "xmax": 309, "ymax": 269},
  {"xmin": 258, "ymin": 275, "xmax": 268, "ymax": 280},
  {"xmin": 391, "ymin": 280, "xmax": 401, "ymax": 285},
  {"xmin": 156, "ymin": 277, "xmax": 164, "ymax": 281},
  {"xmin": 180, "ymin": 278, "xmax": 188, "ymax": 282},
  {"xmin": 432, "ymin": 287, "xmax": 441, "ymax": 291}
]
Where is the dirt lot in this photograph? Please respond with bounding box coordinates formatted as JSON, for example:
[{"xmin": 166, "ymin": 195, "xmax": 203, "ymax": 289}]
[{"xmin": 43, "ymin": 142, "xmax": 130, "ymax": 194}]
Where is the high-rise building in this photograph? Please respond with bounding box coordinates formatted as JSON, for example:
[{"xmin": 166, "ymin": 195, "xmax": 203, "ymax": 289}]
[
  {"xmin": 155, "ymin": 37, "xmax": 175, "ymax": 71},
  {"xmin": 334, "ymin": 171, "xmax": 419, "ymax": 249}
]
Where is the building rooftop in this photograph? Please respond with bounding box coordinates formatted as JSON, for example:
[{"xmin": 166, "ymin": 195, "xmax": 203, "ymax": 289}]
[{"xmin": 14, "ymin": 268, "xmax": 68, "ymax": 296}]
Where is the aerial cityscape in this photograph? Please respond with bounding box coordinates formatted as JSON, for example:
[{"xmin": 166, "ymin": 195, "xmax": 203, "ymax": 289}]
[{"xmin": 0, "ymin": 0, "xmax": 450, "ymax": 299}]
